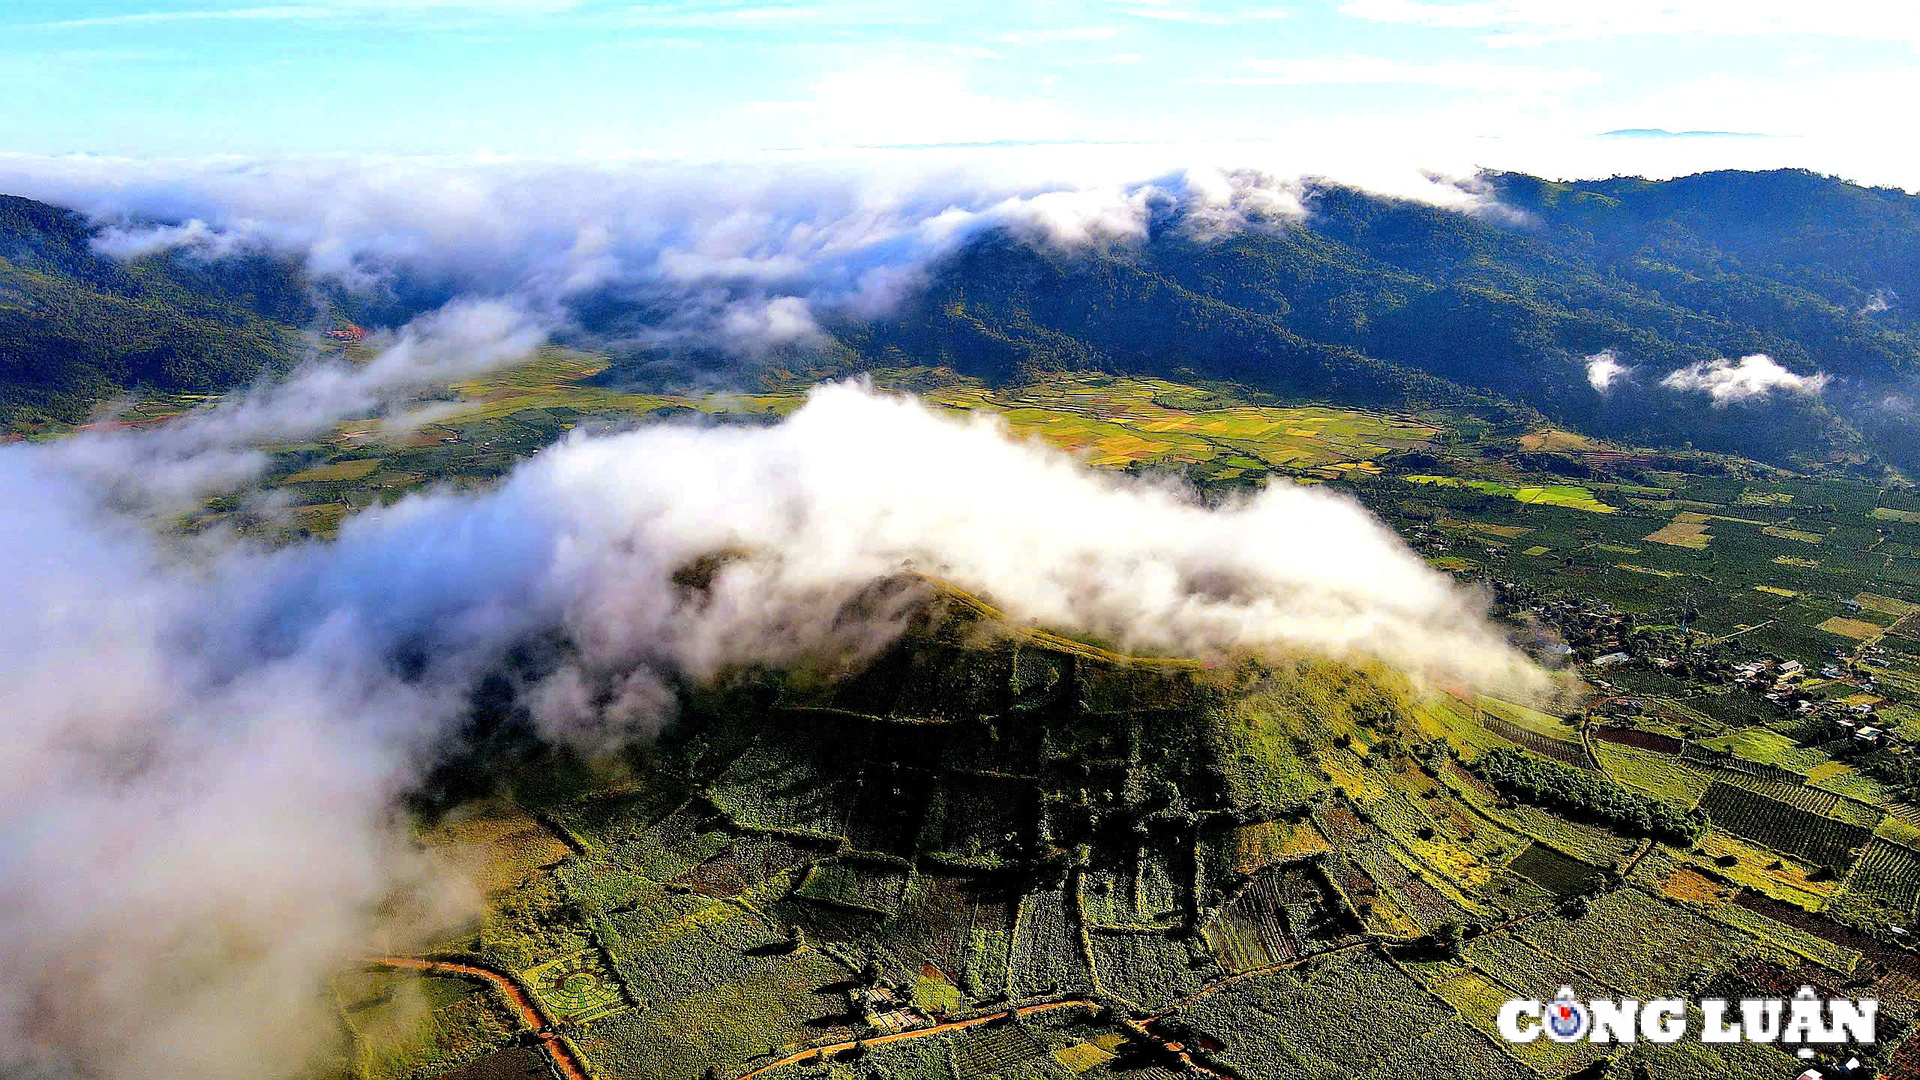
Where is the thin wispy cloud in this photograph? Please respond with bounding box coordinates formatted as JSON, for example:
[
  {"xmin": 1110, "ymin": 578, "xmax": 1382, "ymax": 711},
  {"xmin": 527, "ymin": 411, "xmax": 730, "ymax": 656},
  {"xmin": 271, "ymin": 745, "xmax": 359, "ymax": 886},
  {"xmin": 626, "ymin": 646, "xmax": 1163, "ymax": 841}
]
[
  {"xmin": 41, "ymin": 6, "xmax": 337, "ymax": 28},
  {"xmin": 37, "ymin": 0, "xmax": 584, "ymax": 29},
  {"xmin": 1194, "ymin": 55, "xmax": 1601, "ymax": 90},
  {"xmin": 1338, "ymin": 0, "xmax": 1920, "ymax": 47}
]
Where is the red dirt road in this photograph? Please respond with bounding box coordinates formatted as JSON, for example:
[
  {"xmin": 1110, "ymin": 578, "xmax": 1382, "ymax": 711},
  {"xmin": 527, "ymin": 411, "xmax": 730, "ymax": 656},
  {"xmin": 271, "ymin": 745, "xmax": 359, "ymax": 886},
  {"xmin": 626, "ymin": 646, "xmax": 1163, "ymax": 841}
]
[{"xmin": 369, "ymin": 956, "xmax": 591, "ymax": 1080}]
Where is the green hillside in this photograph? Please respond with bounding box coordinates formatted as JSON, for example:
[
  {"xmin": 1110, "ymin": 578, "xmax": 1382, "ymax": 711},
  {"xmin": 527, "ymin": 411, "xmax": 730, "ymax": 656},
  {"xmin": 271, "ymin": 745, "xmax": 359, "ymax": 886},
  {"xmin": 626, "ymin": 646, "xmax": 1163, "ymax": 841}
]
[
  {"xmin": 817, "ymin": 169, "xmax": 1920, "ymax": 471},
  {"xmin": 0, "ymin": 194, "xmax": 313, "ymax": 428}
]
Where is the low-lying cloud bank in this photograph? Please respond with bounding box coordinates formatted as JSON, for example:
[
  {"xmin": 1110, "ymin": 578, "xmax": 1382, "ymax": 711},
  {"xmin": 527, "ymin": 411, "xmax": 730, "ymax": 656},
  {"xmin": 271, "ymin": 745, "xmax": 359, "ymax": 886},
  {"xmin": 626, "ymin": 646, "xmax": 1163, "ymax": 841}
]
[
  {"xmin": 1659, "ymin": 353, "xmax": 1830, "ymax": 404},
  {"xmin": 0, "ymin": 152, "xmax": 1520, "ymax": 349},
  {"xmin": 0, "ymin": 371, "xmax": 1541, "ymax": 1079}
]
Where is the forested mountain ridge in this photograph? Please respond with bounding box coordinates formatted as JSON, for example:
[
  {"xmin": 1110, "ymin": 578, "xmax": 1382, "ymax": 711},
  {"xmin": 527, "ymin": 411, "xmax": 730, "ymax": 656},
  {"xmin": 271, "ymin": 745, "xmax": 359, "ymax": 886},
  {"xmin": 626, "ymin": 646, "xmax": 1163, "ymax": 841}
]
[
  {"xmin": 7, "ymin": 169, "xmax": 1920, "ymax": 470},
  {"xmin": 0, "ymin": 194, "xmax": 313, "ymax": 428},
  {"xmin": 838, "ymin": 169, "xmax": 1919, "ymax": 470}
]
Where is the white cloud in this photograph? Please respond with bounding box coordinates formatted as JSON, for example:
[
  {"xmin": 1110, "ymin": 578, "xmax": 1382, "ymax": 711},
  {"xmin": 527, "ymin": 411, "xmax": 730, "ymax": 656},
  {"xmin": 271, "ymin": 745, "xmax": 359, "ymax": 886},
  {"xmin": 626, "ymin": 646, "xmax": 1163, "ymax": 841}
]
[
  {"xmin": 0, "ymin": 374, "xmax": 1544, "ymax": 1079},
  {"xmin": 1659, "ymin": 353, "xmax": 1830, "ymax": 404},
  {"xmin": 42, "ymin": 5, "xmax": 337, "ymax": 27},
  {"xmin": 996, "ymin": 25, "xmax": 1122, "ymax": 43},
  {"xmin": 1198, "ymin": 54, "xmax": 1601, "ymax": 90},
  {"xmin": 1585, "ymin": 350, "xmax": 1632, "ymax": 392},
  {"xmin": 1338, "ymin": 0, "xmax": 1920, "ymax": 47},
  {"xmin": 41, "ymin": 0, "xmax": 584, "ymax": 27}
]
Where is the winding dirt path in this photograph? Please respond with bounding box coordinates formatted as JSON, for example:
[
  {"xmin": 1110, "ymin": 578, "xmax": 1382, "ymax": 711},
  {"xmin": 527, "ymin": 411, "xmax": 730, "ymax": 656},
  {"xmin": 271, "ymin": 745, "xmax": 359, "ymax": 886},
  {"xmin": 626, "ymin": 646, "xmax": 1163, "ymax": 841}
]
[
  {"xmin": 369, "ymin": 956, "xmax": 591, "ymax": 1080},
  {"xmin": 736, "ymin": 1000, "xmax": 1095, "ymax": 1080}
]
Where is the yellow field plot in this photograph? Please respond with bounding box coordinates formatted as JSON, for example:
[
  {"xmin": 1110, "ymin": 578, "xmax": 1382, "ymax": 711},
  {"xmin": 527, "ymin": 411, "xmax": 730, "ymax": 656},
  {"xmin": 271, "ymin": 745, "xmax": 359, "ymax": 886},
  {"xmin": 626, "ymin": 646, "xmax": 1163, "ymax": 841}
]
[
  {"xmin": 1519, "ymin": 428, "xmax": 1600, "ymax": 452},
  {"xmin": 1764, "ymin": 525, "xmax": 1824, "ymax": 545},
  {"xmin": 1645, "ymin": 517, "xmax": 1712, "ymax": 548},
  {"xmin": 1319, "ymin": 745, "xmax": 1387, "ymax": 800},
  {"xmin": 1662, "ymin": 866, "xmax": 1723, "ymax": 903},
  {"xmin": 1872, "ymin": 506, "xmax": 1920, "ymax": 524},
  {"xmin": 1696, "ymin": 830, "xmax": 1837, "ymax": 905},
  {"xmin": 1596, "ymin": 543, "xmax": 1641, "ymax": 554},
  {"xmin": 1819, "ymin": 617, "xmax": 1885, "ymax": 640},
  {"xmin": 1755, "ymin": 585, "xmax": 1799, "ymax": 597},
  {"xmin": 1857, "ymin": 593, "xmax": 1920, "ymax": 618},
  {"xmin": 1522, "ymin": 545, "xmax": 1551, "ymax": 556},
  {"xmin": 291, "ymin": 503, "xmax": 349, "ymax": 533},
  {"xmin": 285, "ymin": 457, "xmax": 382, "ymax": 483},
  {"xmin": 1053, "ymin": 1039, "xmax": 1118, "ymax": 1073},
  {"xmin": 1618, "ymin": 563, "xmax": 1682, "ymax": 578},
  {"xmin": 1741, "ymin": 490, "xmax": 1794, "ymax": 506},
  {"xmin": 1712, "ymin": 903, "xmax": 1861, "ymax": 973},
  {"xmin": 1426, "ymin": 964, "xmax": 1593, "ymax": 1074},
  {"xmin": 1081, "ymin": 433, "xmax": 1172, "ymax": 466},
  {"xmin": 1775, "ymin": 556, "xmax": 1819, "ymax": 568},
  {"xmin": 1228, "ymin": 820, "xmax": 1330, "ymax": 872},
  {"xmin": 421, "ymin": 800, "xmax": 573, "ymax": 895}
]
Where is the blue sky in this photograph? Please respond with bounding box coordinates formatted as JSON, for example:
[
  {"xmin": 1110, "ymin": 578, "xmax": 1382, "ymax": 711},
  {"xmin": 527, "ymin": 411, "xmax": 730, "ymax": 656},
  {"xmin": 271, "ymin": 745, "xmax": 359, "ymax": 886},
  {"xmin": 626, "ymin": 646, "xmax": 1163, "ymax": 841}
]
[{"xmin": 2, "ymin": 0, "xmax": 1915, "ymax": 160}]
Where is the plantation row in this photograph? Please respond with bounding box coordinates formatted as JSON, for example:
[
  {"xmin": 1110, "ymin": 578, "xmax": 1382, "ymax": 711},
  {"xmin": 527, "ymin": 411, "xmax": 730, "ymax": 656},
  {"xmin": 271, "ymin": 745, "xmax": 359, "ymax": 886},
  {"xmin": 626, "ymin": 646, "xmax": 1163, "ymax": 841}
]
[
  {"xmin": 1681, "ymin": 742, "xmax": 1801, "ymax": 786},
  {"xmin": 1477, "ymin": 711, "xmax": 1592, "ymax": 768},
  {"xmin": 1592, "ymin": 725, "xmax": 1683, "ymax": 754},
  {"xmin": 1505, "ymin": 843, "xmax": 1602, "ymax": 897},
  {"xmin": 1697, "ymin": 782, "xmax": 1870, "ymax": 870},
  {"xmin": 1849, "ymin": 839, "xmax": 1920, "ymax": 914}
]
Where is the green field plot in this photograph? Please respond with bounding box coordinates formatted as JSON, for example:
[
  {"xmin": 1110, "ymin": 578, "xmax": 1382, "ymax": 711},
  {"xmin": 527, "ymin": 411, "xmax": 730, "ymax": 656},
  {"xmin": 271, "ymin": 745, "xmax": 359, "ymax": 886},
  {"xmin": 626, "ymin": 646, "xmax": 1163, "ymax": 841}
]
[
  {"xmin": 284, "ymin": 456, "xmax": 383, "ymax": 483},
  {"xmin": 1596, "ymin": 743, "xmax": 1715, "ymax": 804},
  {"xmin": 336, "ymin": 970, "xmax": 522, "ymax": 1080},
  {"xmin": 948, "ymin": 1022, "xmax": 1051, "ymax": 1077},
  {"xmin": 919, "ymin": 774, "xmax": 1035, "ymax": 867},
  {"xmin": 1205, "ymin": 868, "xmax": 1311, "ymax": 971},
  {"xmin": 794, "ymin": 859, "xmax": 909, "ymax": 915},
  {"xmin": 1505, "ymin": 842, "xmax": 1601, "ymax": 896},
  {"xmin": 1764, "ymin": 525, "xmax": 1825, "ymax": 544},
  {"xmin": 1009, "ymin": 889, "xmax": 1090, "ymax": 998},
  {"xmin": 1722, "ymin": 774, "xmax": 1838, "ymax": 815},
  {"xmin": 708, "ymin": 742, "xmax": 855, "ymax": 838},
  {"xmin": 1403, "ymin": 474, "xmax": 1616, "ymax": 513},
  {"xmin": 1207, "ymin": 950, "xmax": 1456, "ymax": 1079},
  {"xmin": 1087, "ymin": 929, "xmax": 1204, "ymax": 1009},
  {"xmin": 1357, "ymin": 1017, "xmax": 1537, "ymax": 1080},
  {"xmin": 576, "ymin": 950, "xmax": 847, "ymax": 1080},
  {"xmin": 1845, "ymin": 839, "xmax": 1920, "ymax": 914},
  {"xmin": 1516, "ymin": 888, "xmax": 1750, "ymax": 999},
  {"xmin": 1697, "ymin": 782, "xmax": 1871, "ymax": 870},
  {"xmin": 1708, "ymin": 900, "xmax": 1861, "ymax": 972},
  {"xmin": 1699, "ymin": 727, "xmax": 1827, "ymax": 774},
  {"xmin": 521, "ymin": 949, "xmax": 625, "ymax": 1023}
]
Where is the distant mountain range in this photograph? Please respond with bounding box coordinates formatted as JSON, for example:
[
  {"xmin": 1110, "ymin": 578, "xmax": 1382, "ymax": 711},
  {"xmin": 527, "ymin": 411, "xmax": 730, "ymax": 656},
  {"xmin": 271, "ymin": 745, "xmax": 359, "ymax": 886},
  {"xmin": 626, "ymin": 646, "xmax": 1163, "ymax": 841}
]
[{"xmin": 6, "ymin": 170, "xmax": 1919, "ymax": 470}]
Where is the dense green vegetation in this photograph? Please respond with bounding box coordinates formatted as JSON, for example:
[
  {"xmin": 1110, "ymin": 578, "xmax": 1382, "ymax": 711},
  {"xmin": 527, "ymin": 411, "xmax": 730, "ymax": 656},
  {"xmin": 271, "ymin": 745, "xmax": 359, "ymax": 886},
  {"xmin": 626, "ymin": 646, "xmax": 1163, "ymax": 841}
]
[
  {"xmin": 13, "ymin": 167, "xmax": 1920, "ymax": 470},
  {"xmin": 790, "ymin": 168, "xmax": 1920, "ymax": 470},
  {"xmin": 0, "ymin": 195, "xmax": 315, "ymax": 427},
  {"xmin": 1469, "ymin": 746, "xmax": 1706, "ymax": 845}
]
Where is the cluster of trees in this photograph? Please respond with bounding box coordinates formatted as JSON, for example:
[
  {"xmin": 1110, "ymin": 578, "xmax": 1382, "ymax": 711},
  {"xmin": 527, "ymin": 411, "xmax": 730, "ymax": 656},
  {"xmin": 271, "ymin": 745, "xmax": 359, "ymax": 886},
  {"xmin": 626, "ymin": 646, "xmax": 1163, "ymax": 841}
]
[{"xmin": 1468, "ymin": 747, "xmax": 1706, "ymax": 845}]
